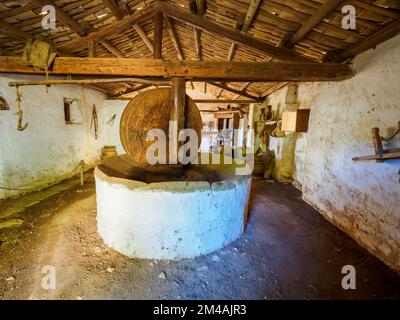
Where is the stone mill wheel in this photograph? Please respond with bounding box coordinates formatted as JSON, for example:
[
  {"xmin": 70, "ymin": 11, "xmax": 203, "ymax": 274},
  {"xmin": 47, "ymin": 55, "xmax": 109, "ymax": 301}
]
[{"xmin": 120, "ymin": 88, "xmax": 202, "ymax": 170}]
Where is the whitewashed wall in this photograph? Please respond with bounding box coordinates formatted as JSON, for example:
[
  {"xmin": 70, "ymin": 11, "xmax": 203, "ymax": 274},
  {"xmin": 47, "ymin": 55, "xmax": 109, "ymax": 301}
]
[
  {"xmin": 267, "ymin": 35, "xmax": 400, "ymax": 272},
  {"xmin": 0, "ymin": 74, "xmax": 110, "ymax": 199}
]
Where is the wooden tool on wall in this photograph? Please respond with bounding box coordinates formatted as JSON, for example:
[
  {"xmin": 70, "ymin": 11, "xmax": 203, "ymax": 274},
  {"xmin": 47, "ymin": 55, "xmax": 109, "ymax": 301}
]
[{"xmin": 352, "ymin": 122, "xmax": 400, "ymax": 162}]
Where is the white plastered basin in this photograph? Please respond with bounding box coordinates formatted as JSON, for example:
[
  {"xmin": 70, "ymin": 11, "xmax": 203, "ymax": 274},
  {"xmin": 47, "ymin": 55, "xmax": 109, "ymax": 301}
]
[{"xmin": 94, "ymin": 155, "xmax": 252, "ymax": 260}]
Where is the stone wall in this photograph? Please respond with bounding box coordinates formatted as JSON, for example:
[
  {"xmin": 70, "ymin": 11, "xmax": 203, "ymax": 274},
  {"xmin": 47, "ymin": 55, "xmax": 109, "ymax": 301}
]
[
  {"xmin": 0, "ymin": 74, "xmax": 112, "ymax": 200},
  {"xmin": 266, "ymin": 35, "xmax": 400, "ymax": 272}
]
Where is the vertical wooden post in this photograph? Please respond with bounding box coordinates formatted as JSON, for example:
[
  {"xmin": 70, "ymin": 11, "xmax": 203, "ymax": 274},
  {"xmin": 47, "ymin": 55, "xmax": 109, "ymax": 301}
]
[
  {"xmin": 169, "ymin": 77, "xmax": 186, "ymax": 165},
  {"xmin": 153, "ymin": 11, "xmax": 163, "ymax": 59},
  {"xmin": 371, "ymin": 127, "xmax": 384, "ymax": 163},
  {"xmin": 172, "ymin": 77, "xmax": 186, "ymax": 133}
]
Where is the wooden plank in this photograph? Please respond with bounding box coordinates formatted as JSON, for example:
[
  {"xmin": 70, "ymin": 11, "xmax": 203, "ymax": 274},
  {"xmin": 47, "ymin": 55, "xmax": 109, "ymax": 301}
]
[
  {"xmin": 0, "ymin": 57, "xmax": 355, "ymax": 82},
  {"xmin": 101, "ymin": 0, "xmax": 153, "ymax": 55},
  {"xmin": 113, "ymin": 84, "xmax": 152, "ymax": 97},
  {"xmin": 172, "ymin": 78, "xmax": 186, "ymax": 134},
  {"xmin": 35, "ymin": 0, "xmax": 86, "ymax": 36},
  {"xmin": 58, "ymin": 2, "xmax": 156, "ymax": 52},
  {"xmin": 352, "ymin": 152, "xmax": 400, "ymax": 161},
  {"xmin": 0, "ymin": 19, "xmax": 33, "ymax": 40},
  {"xmin": 328, "ymin": 20, "xmax": 400, "ymax": 62},
  {"xmin": 164, "ymin": 16, "xmax": 184, "ymax": 60},
  {"xmin": 285, "ymin": 0, "xmax": 345, "ymax": 48},
  {"xmin": 133, "ymin": 24, "xmax": 154, "ymax": 54},
  {"xmin": 160, "ymin": 1, "xmax": 312, "ymax": 62},
  {"xmin": 8, "ymin": 78, "xmax": 170, "ymax": 87},
  {"xmin": 194, "ymin": 99, "xmax": 255, "ymax": 104},
  {"xmin": 153, "ymin": 11, "xmax": 163, "ymax": 59},
  {"xmin": 208, "ymin": 82, "xmax": 262, "ymax": 101},
  {"xmin": 0, "ymin": 2, "xmax": 38, "ymax": 19}
]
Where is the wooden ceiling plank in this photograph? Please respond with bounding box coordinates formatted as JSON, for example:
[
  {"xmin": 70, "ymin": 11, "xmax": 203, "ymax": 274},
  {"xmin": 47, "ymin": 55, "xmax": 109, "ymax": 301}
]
[
  {"xmin": 58, "ymin": 2, "xmax": 157, "ymax": 52},
  {"xmin": 328, "ymin": 19, "xmax": 400, "ymax": 62},
  {"xmin": 164, "ymin": 16, "xmax": 184, "ymax": 60},
  {"xmin": 133, "ymin": 24, "xmax": 154, "ymax": 54},
  {"xmin": 101, "ymin": 0, "xmax": 153, "ymax": 54},
  {"xmin": 35, "ymin": 0, "xmax": 86, "ymax": 36},
  {"xmin": 0, "ymin": 2, "xmax": 38, "ymax": 19},
  {"xmin": 160, "ymin": 1, "xmax": 312, "ymax": 62},
  {"xmin": 285, "ymin": 0, "xmax": 345, "ymax": 48}
]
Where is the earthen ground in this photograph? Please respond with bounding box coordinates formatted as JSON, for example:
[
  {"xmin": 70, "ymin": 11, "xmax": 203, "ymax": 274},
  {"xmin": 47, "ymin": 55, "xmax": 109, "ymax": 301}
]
[{"xmin": 0, "ymin": 174, "xmax": 399, "ymax": 299}]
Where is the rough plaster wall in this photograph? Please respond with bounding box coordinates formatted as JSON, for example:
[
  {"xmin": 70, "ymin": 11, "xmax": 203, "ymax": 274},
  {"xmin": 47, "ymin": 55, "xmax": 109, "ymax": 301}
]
[
  {"xmin": 101, "ymin": 100, "xmax": 128, "ymax": 155},
  {"xmin": 0, "ymin": 74, "xmax": 107, "ymax": 199},
  {"xmin": 269, "ymin": 35, "xmax": 400, "ymax": 272}
]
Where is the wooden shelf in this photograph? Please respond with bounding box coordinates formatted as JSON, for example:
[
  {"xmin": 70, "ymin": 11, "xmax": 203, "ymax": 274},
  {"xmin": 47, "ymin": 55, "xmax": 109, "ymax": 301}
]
[{"xmin": 352, "ymin": 152, "xmax": 400, "ymax": 162}]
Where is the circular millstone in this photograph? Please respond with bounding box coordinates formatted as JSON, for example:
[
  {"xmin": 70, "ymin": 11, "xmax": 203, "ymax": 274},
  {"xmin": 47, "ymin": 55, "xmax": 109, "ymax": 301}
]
[{"xmin": 120, "ymin": 88, "xmax": 202, "ymax": 170}]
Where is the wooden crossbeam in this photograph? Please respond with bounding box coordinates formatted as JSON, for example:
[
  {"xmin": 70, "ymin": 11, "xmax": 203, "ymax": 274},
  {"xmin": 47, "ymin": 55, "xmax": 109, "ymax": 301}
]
[
  {"xmin": 153, "ymin": 11, "xmax": 163, "ymax": 59},
  {"xmin": 0, "ymin": 57, "xmax": 354, "ymax": 82},
  {"xmin": 208, "ymin": 82, "xmax": 261, "ymax": 101},
  {"xmin": 0, "ymin": 19, "xmax": 32, "ymax": 40},
  {"xmin": 189, "ymin": 0, "xmax": 204, "ymax": 61},
  {"xmin": 101, "ymin": 0, "xmax": 154, "ymax": 54},
  {"xmin": 113, "ymin": 84, "xmax": 152, "ymax": 97},
  {"xmin": 194, "ymin": 99, "xmax": 255, "ymax": 104},
  {"xmin": 58, "ymin": 3, "xmax": 156, "ymax": 52},
  {"xmin": 285, "ymin": 0, "xmax": 345, "ymax": 48},
  {"xmin": 133, "ymin": 24, "xmax": 154, "ymax": 54},
  {"xmin": 162, "ymin": 1, "xmax": 311, "ymax": 62},
  {"xmin": 164, "ymin": 16, "xmax": 184, "ymax": 60},
  {"xmin": 35, "ymin": 0, "xmax": 86, "ymax": 36},
  {"xmin": 0, "ymin": 2, "xmax": 37, "ymax": 19},
  {"xmin": 326, "ymin": 19, "xmax": 400, "ymax": 63},
  {"xmin": 0, "ymin": 18, "xmax": 69, "ymax": 56}
]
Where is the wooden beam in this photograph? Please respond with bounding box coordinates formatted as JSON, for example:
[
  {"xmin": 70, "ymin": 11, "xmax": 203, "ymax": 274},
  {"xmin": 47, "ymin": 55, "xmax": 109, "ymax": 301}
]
[
  {"xmin": 285, "ymin": 0, "xmax": 345, "ymax": 48},
  {"xmin": 113, "ymin": 84, "xmax": 152, "ymax": 97},
  {"xmin": 327, "ymin": 19, "xmax": 400, "ymax": 62},
  {"xmin": 0, "ymin": 19, "xmax": 32, "ymax": 40},
  {"xmin": 194, "ymin": 99, "xmax": 255, "ymax": 104},
  {"xmin": 133, "ymin": 24, "xmax": 154, "ymax": 54},
  {"xmin": 208, "ymin": 82, "xmax": 262, "ymax": 101},
  {"xmin": 233, "ymin": 82, "xmax": 251, "ymax": 99},
  {"xmin": 172, "ymin": 78, "xmax": 186, "ymax": 135},
  {"xmin": 8, "ymin": 78, "xmax": 170, "ymax": 87},
  {"xmin": 153, "ymin": 11, "xmax": 163, "ymax": 59},
  {"xmin": 0, "ymin": 57, "xmax": 354, "ymax": 82},
  {"xmin": 100, "ymin": 39, "xmax": 124, "ymax": 58},
  {"xmin": 227, "ymin": 0, "xmax": 260, "ymax": 61},
  {"xmin": 35, "ymin": 0, "xmax": 86, "ymax": 36},
  {"xmin": 101, "ymin": 0, "xmax": 153, "ymax": 55},
  {"xmin": 161, "ymin": 1, "xmax": 312, "ymax": 62},
  {"xmin": 0, "ymin": 2, "xmax": 37, "ymax": 19},
  {"xmin": 0, "ymin": 19, "xmax": 70, "ymax": 56},
  {"xmin": 164, "ymin": 16, "xmax": 184, "ymax": 60},
  {"xmin": 189, "ymin": 0, "xmax": 203, "ymax": 61},
  {"xmin": 88, "ymin": 40, "xmax": 96, "ymax": 57},
  {"xmin": 58, "ymin": 2, "xmax": 157, "ymax": 52},
  {"xmin": 101, "ymin": 0, "xmax": 124, "ymax": 20}
]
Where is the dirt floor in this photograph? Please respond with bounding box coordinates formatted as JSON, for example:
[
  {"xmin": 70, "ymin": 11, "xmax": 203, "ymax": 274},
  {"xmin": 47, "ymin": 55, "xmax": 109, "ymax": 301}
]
[{"xmin": 0, "ymin": 173, "xmax": 399, "ymax": 300}]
